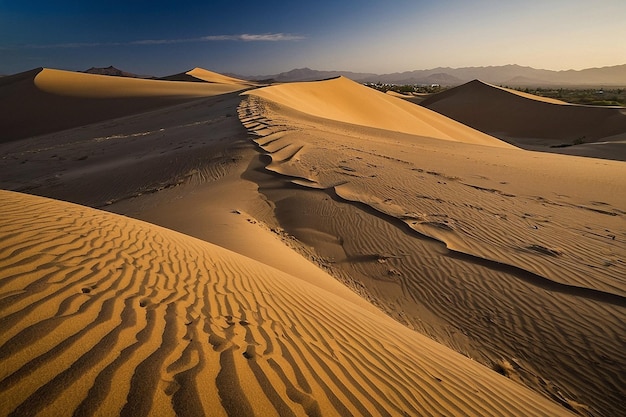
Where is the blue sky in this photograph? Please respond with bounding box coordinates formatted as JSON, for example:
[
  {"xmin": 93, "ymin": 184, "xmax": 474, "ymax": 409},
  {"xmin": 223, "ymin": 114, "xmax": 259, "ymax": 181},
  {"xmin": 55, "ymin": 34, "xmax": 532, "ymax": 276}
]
[{"xmin": 1, "ymin": 0, "xmax": 625, "ymax": 76}]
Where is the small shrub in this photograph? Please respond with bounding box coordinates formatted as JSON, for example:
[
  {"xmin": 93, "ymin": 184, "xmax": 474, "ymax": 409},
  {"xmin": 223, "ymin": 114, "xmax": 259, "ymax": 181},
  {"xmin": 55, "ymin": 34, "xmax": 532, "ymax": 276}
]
[{"xmin": 493, "ymin": 359, "xmax": 515, "ymax": 377}]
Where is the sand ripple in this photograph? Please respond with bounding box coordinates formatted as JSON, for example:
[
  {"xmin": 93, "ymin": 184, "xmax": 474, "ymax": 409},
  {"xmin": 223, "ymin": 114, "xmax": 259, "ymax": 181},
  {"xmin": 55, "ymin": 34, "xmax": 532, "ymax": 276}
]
[
  {"xmin": 0, "ymin": 190, "xmax": 577, "ymax": 416},
  {"xmin": 239, "ymin": 89, "xmax": 626, "ymax": 417}
]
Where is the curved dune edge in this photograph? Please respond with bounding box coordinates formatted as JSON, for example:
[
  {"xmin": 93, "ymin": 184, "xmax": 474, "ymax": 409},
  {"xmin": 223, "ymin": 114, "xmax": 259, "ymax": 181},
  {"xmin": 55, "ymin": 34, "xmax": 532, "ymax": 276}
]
[
  {"xmin": 0, "ymin": 190, "xmax": 575, "ymax": 416},
  {"xmin": 160, "ymin": 67, "xmax": 258, "ymax": 87},
  {"xmin": 0, "ymin": 67, "xmax": 249, "ymax": 142},
  {"xmin": 239, "ymin": 94, "xmax": 626, "ymax": 300},
  {"xmin": 244, "ymin": 77, "xmax": 515, "ymax": 148},
  {"xmin": 186, "ymin": 67, "xmax": 258, "ymax": 86},
  {"xmin": 421, "ymin": 80, "xmax": 626, "ymax": 144},
  {"xmin": 34, "ymin": 68, "xmax": 247, "ymax": 98},
  {"xmin": 485, "ymin": 81, "xmax": 571, "ymax": 105}
]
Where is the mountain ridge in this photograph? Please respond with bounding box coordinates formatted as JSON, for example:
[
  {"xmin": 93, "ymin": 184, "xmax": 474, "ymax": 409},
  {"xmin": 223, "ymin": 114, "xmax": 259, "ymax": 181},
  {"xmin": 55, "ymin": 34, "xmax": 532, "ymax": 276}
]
[{"xmin": 236, "ymin": 64, "xmax": 626, "ymax": 86}]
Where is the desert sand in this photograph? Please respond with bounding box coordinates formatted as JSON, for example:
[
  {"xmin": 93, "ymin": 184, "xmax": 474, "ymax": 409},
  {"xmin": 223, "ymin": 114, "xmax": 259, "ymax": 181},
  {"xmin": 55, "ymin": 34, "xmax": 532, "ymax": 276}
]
[
  {"xmin": 160, "ymin": 67, "xmax": 260, "ymax": 86},
  {"xmin": 0, "ymin": 189, "xmax": 579, "ymax": 417},
  {"xmin": 1, "ymin": 68, "xmax": 625, "ymax": 416},
  {"xmin": 0, "ymin": 68, "xmax": 250, "ymax": 142},
  {"xmin": 421, "ymin": 80, "xmax": 626, "ymax": 160}
]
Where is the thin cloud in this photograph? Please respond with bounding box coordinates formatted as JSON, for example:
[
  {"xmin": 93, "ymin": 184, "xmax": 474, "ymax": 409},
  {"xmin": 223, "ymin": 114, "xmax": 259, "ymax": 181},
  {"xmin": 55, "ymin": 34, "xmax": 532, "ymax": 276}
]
[
  {"xmin": 9, "ymin": 33, "xmax": 305, "ymax": 49},
  {"xmin": 27, "ymin": 42, "xmax": 121, "ymax": 49},
  {"xmin": 140, "ymin": 33, "xmax": 305, "ymax": 43},
  {"xmin": 130, "ymin": 39, "xmax": 189, "ymax": 45},
  {"xmin": 204, "ymin": 33, "xmax": 305, "ymax": 41}
]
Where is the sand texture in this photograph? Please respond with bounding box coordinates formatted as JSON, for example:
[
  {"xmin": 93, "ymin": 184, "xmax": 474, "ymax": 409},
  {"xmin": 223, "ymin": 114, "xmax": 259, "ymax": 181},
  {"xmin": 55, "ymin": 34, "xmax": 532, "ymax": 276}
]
[
  {"xmin": 0, "ymin": 190, "xmax": 575, "ymax": 416},
  {"xmin": 240, "ymin": 79, "xmax": 626, "ymax": 416},
  {"xmin": 248, "ymin": 77, "xmax": 514, "ymax": 148},
  {"xmin": 0, "ymin": 68, "xmax": 249, "ymax": 142},
  {"xmin": 420, "ymin": 80, "xmax": 626, "ymax": 160},
  {"xmin": 1, "ymin": 68, "xmax": 625, "ymax": 417},
  {"xmin": 160, "ymin": 67, "xmax": 259, "ymax": 86}
]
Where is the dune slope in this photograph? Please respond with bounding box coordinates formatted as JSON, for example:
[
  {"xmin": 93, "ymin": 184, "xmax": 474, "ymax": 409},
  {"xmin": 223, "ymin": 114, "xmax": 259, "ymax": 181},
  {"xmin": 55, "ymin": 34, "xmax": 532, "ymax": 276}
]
[
  {"xmin": 161, "ymin": 67, "xmax": 258, "ymax": 86},
  {"xmin": 240, "ymin": 83, "xmax": 626, "ymax": 416},
  {"xmin": 0, "ymin": 68, "xmax": 248, "ymax": 142},
  {"xmin": 246, "ymin": 76, "xmax": 514, "ymax": 148},
  {"xmin": 243, "ymin": 81, "xmax": 626, "ymax": 298},
  {"xmin": 0, "ymin": 190, "xmax": 575, "ymax": 416},
  {"xmin": 421, "ymin": 80, "xmax": 626, "ymax": 147}
]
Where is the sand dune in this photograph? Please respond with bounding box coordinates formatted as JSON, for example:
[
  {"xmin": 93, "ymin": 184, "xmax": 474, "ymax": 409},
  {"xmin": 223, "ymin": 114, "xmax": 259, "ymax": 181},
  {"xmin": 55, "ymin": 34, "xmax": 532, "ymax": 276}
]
[
  {"xmin": 240, "ymin": 83, "xmax": 626, "ymax": 416},
  {"xmin": 2, "ymin": 67, "xmax": 625, "ymax": 416},
  {"xmin": 0, "ymin": 190, "xmax": 575, "ymax": 416},
  {"xmin": 243, "ymin": 81, "xmax": 626, "ymax": 299},
  {"xmin": 385, "ymin": 90, "xmax": 427, "ymax": 104},
  {"xmin": 0, "ymin": 68, "xmax": 249, "ymax": 142},
  {"xmin": 161, "ymin": 67, "xmax": 258, "ymax": 86},
  {"xmin": 421, "ymin": 80, "xmax": 626, "ymax": 156},
  {"xmin": 246, "ymin": 76, "xmax": 515, "ymax": 148}
]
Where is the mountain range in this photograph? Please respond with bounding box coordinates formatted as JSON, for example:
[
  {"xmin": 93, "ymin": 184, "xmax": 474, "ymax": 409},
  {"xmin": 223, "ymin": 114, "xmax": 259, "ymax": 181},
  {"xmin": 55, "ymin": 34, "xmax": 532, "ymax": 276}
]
[
  {"xmin": 236, "ymin": 64, "xmax": 626, "ymax": 87},
  {"xmin": 83, "ymin": 66, "xmax": 152, "ymax": 79}
]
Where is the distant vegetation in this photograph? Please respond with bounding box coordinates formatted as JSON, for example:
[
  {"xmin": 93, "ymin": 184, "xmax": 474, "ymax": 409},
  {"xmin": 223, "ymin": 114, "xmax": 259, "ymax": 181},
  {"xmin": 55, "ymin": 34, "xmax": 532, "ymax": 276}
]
[
  {"xmin": 364, "ymin": 82, "xmax": 448, "ymax": 94},
  {"xmin": 507, "ymin": 87, "xmax": 626, "ymax": 107},
  {"xmin": 365, "ymin": 82, "xmax": 626, "ymax": 107}
]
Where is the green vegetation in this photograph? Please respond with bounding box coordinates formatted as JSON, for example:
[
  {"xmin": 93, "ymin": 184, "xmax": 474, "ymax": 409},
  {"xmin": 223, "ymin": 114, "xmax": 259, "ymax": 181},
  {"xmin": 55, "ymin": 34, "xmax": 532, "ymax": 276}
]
[
  {"xmin": 364, "ymin": 83, "xmax": 448, "ymax": 94},
  {"xmin": 510, "ymin": 87, "xmax": 626, "ymax": 107}
]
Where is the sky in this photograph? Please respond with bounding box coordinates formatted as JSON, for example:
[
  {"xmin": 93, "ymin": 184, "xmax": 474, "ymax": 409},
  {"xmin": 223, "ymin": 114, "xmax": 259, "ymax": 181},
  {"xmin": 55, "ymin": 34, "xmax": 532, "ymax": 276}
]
[{"xmin": 1, "ymin": 0, "xmax": 625, "ymax": 76}]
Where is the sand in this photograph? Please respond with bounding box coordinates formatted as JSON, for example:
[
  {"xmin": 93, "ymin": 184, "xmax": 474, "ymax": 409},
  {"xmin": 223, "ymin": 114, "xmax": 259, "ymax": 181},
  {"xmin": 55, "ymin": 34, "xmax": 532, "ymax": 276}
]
[
  {"xmin": 0, "ymin": 68, "xmax": 249, "ymax": 142},
  {"xmin": 420, "ymin": 79, "xmax": 626, "ymax": 160},
  {"xmin": 241, "ymin": 78, "xmax": 626, "ymax": 416},
  {"xmin": 249, "ymin": 77, "xmax": 514, "ymax": 148},
  {"xmin": 0, "ymin": 190, "xmax": 576, "ymax": 416},
  {"xmin": 160, "ymin": 67, "xmax": 259, "ymax": 87},
  {"xmin": 385, "ymin": 90, "xmax": 427, "ymax": 104},
  {"xmin": 1, "ymin": 68, "xmax": 625, "ymax": 416}
]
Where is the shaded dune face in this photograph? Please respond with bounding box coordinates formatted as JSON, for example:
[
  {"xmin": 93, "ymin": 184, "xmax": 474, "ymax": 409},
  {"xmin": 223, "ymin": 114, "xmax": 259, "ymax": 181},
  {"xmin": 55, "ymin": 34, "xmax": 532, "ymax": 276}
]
[
  {"xmin": 0, "ymin": 68, "xmax": 248, "ymax": 142},
  {"xmin": 0, "ymin": 190, "xmax": 574, "ymax": 416},
  {"xmin": 421, "ymin": 80, "xmax": 626, "ymax": 143}
]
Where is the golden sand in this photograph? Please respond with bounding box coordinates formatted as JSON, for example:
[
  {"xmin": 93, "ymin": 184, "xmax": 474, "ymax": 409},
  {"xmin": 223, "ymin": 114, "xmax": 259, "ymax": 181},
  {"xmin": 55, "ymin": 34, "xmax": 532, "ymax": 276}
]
[
  {"xmin": 2, "ymin": 68, "xmax": 625, "ymax": 416},
  {"xmin": 0, "ymin": 190, "xmax": 575, "ymax": 416}
]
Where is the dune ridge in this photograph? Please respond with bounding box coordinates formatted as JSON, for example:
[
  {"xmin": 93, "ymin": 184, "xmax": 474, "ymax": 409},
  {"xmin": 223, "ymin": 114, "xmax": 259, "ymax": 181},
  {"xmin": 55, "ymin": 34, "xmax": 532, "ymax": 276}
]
[
  {"xmin": 33, "ymin": 68, "xmax": 246, "ymax": 98},
  {"xmin": 2, "ymin": 65, "xmax": 625, "ymax": 417},
  {"xmin": 239, "ymin": 85, "xmax": 626, "ymax": 416},
  {"xmin": 0, "ymin": 190, "xmax": 575, "ymax": 416},
  {"xmin": 0, "ymin": 68, "xmax": 249, "ymax": 142},
  {"xmin": 161, "ymin": 67, "xmax": 258, "ymax": 86},
  {"xmin": 245, "ymin": 77, "xmax": 515, "ymax": 148},
  {"xmin": 421, "ymin": 80, "xmax": 626, "ymax": 151},
  {"xmin": 241, "ymin": 88, "xmax": 626, "ymax": 299}
]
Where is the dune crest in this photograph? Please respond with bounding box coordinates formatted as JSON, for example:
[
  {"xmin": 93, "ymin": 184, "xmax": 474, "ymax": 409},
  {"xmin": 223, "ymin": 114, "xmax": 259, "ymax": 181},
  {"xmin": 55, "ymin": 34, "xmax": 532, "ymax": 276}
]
[
  {"xmin": 245, "ymin": 76, "xmax": 515, "ymax": 148},
  {"xmin": 421, "ymin": 79, "xmax": 626, "ymax": 152},
  {"xmin": 0, "ymin": 190, "xmax": 575, "ymax": 416},
  {"xmin": 240, "ymin": 87, "xmax": 626, "ymax": 299},
  {"xmin": 0, "ymin": 67, "xmax": 247, "ymax": 142},
  {"xmin": 161, "ymin": 67, "xmax": 258, "ymax": 87},
  {"xmin": 238, "ymin": 88, "xmax": 626, "ymax": 415},
  {"xmin": 34, "ymin": 68, "xmax": 246, "ymax": 98},
  {"xmin": 483, "ymin": 80, "xmax": 571, "ymax": 105},
  {"xmin": 186, "ymin": 67, "xmax": 257, "ymax": 85}
]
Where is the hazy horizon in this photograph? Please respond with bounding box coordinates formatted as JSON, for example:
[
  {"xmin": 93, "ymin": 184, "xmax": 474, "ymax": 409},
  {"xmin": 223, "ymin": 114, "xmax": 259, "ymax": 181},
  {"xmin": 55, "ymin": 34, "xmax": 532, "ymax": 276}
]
[{"xmin": 1, "ymin": 0, "xmax": 625, "ymax": 77}]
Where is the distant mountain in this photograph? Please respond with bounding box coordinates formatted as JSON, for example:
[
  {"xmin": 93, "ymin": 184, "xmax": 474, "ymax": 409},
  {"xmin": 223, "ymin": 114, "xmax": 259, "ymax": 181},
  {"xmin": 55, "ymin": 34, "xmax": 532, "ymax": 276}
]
[
  {"xmin": 239, "ymin": 64, "xmax": 626, "ymax": 87},
  {"xmin": 391, "ymin": 72, "xmax": 465, "ymax": 86},
  {"xmin": 240, "ymin": 67, "xmax": 377, "ymax": 83},
  {"xmin": 83, "ymin": 66, "xmax": 152, "ymax": 79}
]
